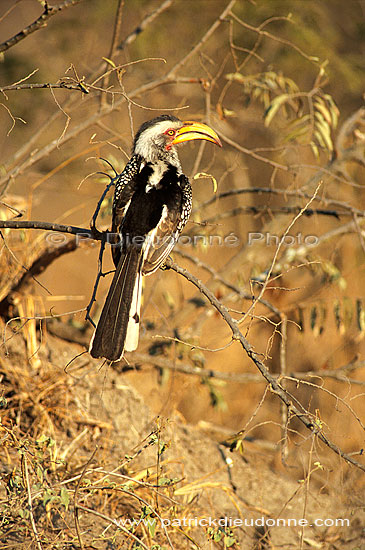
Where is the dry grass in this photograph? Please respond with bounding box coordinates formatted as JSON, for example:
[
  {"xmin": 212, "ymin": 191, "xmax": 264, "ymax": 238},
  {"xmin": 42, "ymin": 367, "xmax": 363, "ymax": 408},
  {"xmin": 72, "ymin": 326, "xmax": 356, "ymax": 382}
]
[{"xmin": 1, "ymin": 330, "xmax": 364, "ymax": 549}]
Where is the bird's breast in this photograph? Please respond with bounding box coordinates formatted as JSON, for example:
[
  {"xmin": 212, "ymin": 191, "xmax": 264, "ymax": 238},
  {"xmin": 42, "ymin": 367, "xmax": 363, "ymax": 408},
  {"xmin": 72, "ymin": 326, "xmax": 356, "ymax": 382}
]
[{"xmin": 143, "ymin": 162, "xmax": 168, "ymax": 192}]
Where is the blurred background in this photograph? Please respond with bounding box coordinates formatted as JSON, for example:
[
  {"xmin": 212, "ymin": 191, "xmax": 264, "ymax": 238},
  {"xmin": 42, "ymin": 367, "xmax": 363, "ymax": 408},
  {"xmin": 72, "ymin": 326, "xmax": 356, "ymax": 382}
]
[{"xmin": 0, "ymin": 0, "xmax": 364, "ymax": 482}]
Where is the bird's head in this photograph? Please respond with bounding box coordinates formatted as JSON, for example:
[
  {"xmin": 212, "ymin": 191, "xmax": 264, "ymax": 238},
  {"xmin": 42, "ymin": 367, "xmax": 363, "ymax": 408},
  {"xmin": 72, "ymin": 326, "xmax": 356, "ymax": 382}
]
[{"xmin": 133, "ymin": 114, "xmax": 221, "ymax": 164}]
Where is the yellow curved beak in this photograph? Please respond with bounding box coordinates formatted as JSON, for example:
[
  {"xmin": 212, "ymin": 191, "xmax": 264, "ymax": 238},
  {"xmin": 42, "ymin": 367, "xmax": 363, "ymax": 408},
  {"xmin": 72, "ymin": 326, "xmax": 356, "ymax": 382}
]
[{"xmin": 172, "ymin": 121, "xmax": 222, "ymax": 147}]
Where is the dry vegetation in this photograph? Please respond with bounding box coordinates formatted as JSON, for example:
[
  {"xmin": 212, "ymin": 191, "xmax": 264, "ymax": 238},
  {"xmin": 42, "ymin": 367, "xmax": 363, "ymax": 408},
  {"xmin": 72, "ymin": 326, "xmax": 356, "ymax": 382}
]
[{"xmin": 0, "ymin": 1, "xmax": 364, "ymax": 549}]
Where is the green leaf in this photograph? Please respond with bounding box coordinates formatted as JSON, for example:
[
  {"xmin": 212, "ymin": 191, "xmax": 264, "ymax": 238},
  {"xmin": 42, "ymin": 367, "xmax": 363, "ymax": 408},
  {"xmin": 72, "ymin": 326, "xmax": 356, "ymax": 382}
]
[
  {"xmin": 158, "ymin": 477, "xmax": 172, "ymax": 486},
  {"xmin": 357, "ymin": 299, "xmax": 365, "ymax": 332},
  {"xmin": 286, "ymin": 113, "xmax": 311, "ymax": 129},
  {"xmin": 60, "ymin": 487, "xmax": 70, "ymax": 510},
  {"xmin": 224, "ymin": 535, "xmax": 237, "ymax": 548},
  {"xmin": 43, "ymin": 489, "xmax": 55, "ymax": 506},
  {"xmin": 147, "ymin": 518, "xmax": 157, "ymax": 537}
]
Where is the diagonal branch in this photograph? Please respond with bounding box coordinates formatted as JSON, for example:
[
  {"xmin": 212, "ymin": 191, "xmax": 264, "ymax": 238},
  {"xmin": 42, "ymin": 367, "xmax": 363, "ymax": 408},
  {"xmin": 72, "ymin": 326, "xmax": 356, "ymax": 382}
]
[
  {"xmin": 219, "ymin": 131, "xmax": 289, "ymax": 171},
  {"xmin": 117, "ymin": 0, "xmax": 174, "ymax": 51},
  {"xmin": 0, "ymin": 75, "xmax": 179, "ymax": 197},
  {"xmin": 174, "ymin": 248, "xmax": 282, "ymax": 317},
  {"xmin": 166, "ymin": 0, "xmax": 237, "ymax": 78},
  {"xmin": 165, "ymin": 258, "xmax": 365, "ymax": 473},
  {"xmin": 0, "ymin": 0, "xmax": 84, "ymax": 54}
]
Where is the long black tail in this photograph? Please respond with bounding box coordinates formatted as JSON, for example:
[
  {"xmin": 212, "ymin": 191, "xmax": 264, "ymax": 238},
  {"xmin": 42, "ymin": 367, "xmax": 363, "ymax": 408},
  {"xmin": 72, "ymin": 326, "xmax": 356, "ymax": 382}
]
[{"xmin": 90, "ymin": 247, "xmax": 143, "ymax": 362}]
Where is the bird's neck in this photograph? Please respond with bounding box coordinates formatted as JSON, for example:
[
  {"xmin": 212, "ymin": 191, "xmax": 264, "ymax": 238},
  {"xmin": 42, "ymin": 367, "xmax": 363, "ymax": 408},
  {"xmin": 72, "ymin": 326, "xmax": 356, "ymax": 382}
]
[
  {"xmin": 154, "ymin": 151, "xmax": 181, "ymax": 171},
  {"xmin": 135, "ymin": 144, "xmax": 182, "ymax": 172}
]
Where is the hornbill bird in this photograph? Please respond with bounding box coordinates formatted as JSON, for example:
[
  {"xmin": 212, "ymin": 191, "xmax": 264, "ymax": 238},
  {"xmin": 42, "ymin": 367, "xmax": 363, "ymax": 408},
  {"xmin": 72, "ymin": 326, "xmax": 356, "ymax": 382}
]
[{"xmin": 89, "ymin": 115, "xmax": 221, "ymax": 362}]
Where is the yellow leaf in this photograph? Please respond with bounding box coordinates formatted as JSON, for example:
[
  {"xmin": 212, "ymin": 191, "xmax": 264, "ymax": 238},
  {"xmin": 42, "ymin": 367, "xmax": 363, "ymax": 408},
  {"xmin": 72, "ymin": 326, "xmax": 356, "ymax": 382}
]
[
  {"xmin": 314, "ymin": 98, "xmax": 332, "ymax": 126},
  {"xmin": 310, "ymin": 141, "xmax": 320, "ymax": 159},
  {"xmin": 264, "ymin": 93, "xmax": 289, "ymax": 126},
  {"xmin": 324, "ymin": 94, "xmax": 339, "ymax": 128},
  {"xmin": 314, "ymin": 129, "xmax": 326, "ymax": 149},
  {"xmin": 315, "ymin": 113, "xmax": 333, "ymax": 151},
  {"xmin": 194, "ymin": 172, "xmax": 218, "ymax": 193},
  {"xmin": 102, "ymin": 57, "xmax": 116, "ymax": 68},
  {"xmin": 284, "ymin": 123, "xmax": 310, "ymax": 143},
  {"xmin": 225, "ymin": 72, "xmax": 245, "ymax": 83}
]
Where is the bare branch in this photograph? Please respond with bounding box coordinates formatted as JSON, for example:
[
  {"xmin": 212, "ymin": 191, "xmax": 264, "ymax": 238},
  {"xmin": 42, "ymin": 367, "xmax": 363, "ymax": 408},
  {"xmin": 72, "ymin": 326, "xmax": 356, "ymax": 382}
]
[
  {"xmin": 229, "ymin": 11, "xmax": 319, "ymax": 65},
  {"xmin": 239, "ymin": 183, "xmax": 322, "ymax": 326},
  {"xmin": 0, "ymin": 219, "xmax": 97, "ymax": 239},
  {"xmin": 219, "ymin": 131, "xmax": 289, "ymax": 171},
  {"xmin": 200, "ymin": 205, "xmax": 349, "ymax": 227},
  {"xmin": 195, "ymin": 186, "xmax": 365, "ymax": 218},
  {"xmin": 0, "ymin": 81, "xmax": 90, "ymax": 94},
  {"xmin": 0, "ymin": 0, "xmax": 84, "ymax": 54},
  {"xmin": 174, "ymin": 248, "xmax": 282, "ymax": 317},
  {"xmin": 0, "ymin": 239, "xmax": 78, "ymax": 315},
  {"xmin": 165, "ymin": 258, "xmax": 365, "ymax": 472},
  {"xmin": 166, "ymin": 0, "xmax": 237, "ymax": 78},
  {"xmin": 118, "ymin": 0, "xmax": 173, "ymax": 51},
  {"xmin": 127, "ymin": 352, "xmax": 365, "ymax": 386},
  {"xmin": 0, "ymin": 74, "xmax": 192, "ymax": 197},
  {"xmin": 100, "ymin": 0, "xmax": 125, "ymax": 108}
]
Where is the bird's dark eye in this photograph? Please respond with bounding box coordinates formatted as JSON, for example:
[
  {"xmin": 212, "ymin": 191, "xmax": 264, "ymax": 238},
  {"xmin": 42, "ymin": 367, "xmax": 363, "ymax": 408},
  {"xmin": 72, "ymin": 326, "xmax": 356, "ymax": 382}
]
[{"xmin": 165, "ymin": 129, "xmax": 176, "ymax": 136}]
